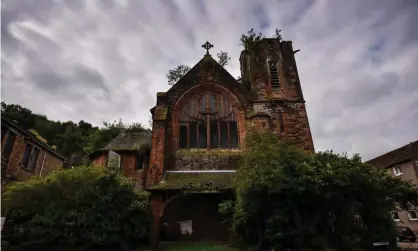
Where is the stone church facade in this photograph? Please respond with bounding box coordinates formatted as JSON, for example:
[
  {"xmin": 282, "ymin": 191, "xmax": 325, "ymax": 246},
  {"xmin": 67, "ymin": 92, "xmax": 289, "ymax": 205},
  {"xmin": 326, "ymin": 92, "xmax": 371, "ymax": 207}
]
[{"xmin": 92, "ymin": 37, "xmax": 314, "ymax": 246}]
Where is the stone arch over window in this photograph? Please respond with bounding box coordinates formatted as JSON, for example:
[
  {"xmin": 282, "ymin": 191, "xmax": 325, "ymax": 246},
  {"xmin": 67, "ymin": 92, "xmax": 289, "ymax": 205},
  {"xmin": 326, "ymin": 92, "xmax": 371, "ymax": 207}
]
[{"xmin": 172, "ymin": 83, "xmax": 245, "ymax": 150}]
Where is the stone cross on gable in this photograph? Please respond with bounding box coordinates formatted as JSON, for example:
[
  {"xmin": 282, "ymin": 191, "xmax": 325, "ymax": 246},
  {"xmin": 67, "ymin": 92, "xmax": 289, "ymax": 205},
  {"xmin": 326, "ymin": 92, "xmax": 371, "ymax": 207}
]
[{"xmin": 202, "ymin": 41, "xmax": 214, "ymax": 55}]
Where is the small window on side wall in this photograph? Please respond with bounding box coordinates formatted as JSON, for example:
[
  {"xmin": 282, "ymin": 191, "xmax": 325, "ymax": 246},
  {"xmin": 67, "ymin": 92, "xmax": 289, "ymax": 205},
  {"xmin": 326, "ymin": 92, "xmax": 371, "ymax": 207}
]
[
  {"xmin": 392, "ymin": 211, "xmax": 400, "ymax": 222},
  {"xmin": 408, "ymin": 209, "xmax": 418, "ymax": 221},
  {"xmin": 22, "ymin": 144, "xmax": 40, "ymax": 171},
  {"xmin": 393, "ymin": 165, "xmax": 402, "ymax": 176},
  {"xmin": 135, "ymin": 153, "xmax": 143, "ymax": 170},
  {"xmin": 2, "ymin": 131, "xmax": 16, "ymax": 160},
  {"xmin": 268, "ymin": 60, "xmax": 280, "ymax": 88}
]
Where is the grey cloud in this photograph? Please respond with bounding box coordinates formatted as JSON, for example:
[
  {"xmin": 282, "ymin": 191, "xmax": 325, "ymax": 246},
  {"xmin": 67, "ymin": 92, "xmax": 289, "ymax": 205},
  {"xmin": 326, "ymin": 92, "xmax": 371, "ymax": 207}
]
[
  {"xmin": 342, "ymin": 73, "xmax": 398, "ymax": 108},
  {"xmin": 29, "ymin": 64, "xmax": 108, "ymax": 95},
  {"xmin": 1, "ymin": 0, "xmax": 418, "ymax": 160}
]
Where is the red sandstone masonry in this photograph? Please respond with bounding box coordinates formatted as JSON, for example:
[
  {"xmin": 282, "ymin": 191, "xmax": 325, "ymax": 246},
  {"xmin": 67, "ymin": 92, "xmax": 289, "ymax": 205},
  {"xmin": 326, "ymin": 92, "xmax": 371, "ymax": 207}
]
[
  {"xmin": 147, "ymin": 122, "xmax": 166, "ymax": 187},
  {"xmin": 1, "ymin": 122, "xmax": 65, "ymax": 192}
]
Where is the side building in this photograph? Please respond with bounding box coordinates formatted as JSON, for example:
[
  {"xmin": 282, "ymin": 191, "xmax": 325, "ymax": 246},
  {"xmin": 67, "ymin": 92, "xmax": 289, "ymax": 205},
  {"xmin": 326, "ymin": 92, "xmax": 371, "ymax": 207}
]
[
  {"xmin": 89, "ymin": 130, "xmax": 152, "ymax": 189},
  {"xmin": 1, "ymin": 117, "xmax": 67, "ymax": 192},
  {"xmin": 366, "ymin": 140, "xmax": 418, "ymax": 234}
]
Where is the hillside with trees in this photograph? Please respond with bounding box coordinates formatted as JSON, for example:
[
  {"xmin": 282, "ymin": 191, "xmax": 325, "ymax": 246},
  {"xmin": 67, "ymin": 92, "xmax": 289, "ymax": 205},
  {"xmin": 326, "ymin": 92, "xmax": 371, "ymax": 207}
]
[{"xmin": 1, "ymin": 102, "xmax": 149, "ymax": 164}]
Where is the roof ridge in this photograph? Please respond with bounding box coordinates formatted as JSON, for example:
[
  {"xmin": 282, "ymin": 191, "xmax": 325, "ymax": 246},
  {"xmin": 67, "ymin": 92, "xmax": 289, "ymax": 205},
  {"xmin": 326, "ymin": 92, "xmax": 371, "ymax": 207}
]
[
  {"xmin": 365, "ymin": 140, "xmax": 418, "ymax": 168},
  {"xmin": 1, "ymin": 116, "xmax": 67, "ymax": 160},
  {"xmin": 367, "ymin": 140, "xmax": 418, "ymax": 162}
]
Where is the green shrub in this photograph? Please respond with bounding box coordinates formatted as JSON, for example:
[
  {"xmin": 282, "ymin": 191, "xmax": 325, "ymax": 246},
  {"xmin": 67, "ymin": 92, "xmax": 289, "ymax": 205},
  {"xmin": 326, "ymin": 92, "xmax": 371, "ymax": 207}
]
[
  {"xmin": 2, "ymin": 166, "xmax": 150, "ymax": 249},
  {"xmin": 224, "ymin": 129, "xmax": 418, "ymax": 251}
]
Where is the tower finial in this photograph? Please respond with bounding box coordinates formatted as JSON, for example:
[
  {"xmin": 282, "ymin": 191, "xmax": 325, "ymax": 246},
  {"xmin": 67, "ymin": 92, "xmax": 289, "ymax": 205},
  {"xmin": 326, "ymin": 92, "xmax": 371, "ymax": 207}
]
[{"xmin": 202, "ymin": 41, "xmax": 214, "ymax": 56}]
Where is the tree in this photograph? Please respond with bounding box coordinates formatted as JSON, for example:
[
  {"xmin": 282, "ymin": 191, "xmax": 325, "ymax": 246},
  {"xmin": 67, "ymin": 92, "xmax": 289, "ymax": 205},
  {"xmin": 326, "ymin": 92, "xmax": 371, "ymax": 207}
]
[
  {"xmin": 240, "ymin": 28, "xmax": 284, "ymax": 51},
  {"xmin": 83, "ymin": 119, "xmax": 148, "ymax": 156},
  {"xmin": 217, "ymin": 51, "xmax": 231, "ymax": 67},
  {"xmin": 240, "ymin": 28, "xmax": 265, "ymax": 51},
  {"xmin": 2, "ymin": 166, "xmax": 150, "ymax": 249},
  {"xmin": 1, "ymin": 102, "xmax": 148, "ymax": 163},
  {"xmin": 274, "ymin": 28, "xmax": 282, "ymax": 41},
  {"xmin": 167, "ymin": 64, "xmax": 191, "ymax": 86},
  {"xmin": 222, "ymin": 129, "xmax": 418, "ymax": 251}
]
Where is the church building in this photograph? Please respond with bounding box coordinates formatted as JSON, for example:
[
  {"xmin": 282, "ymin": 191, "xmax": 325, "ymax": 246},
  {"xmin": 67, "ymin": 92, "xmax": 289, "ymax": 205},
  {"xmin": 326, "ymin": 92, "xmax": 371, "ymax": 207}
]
[{"xmin": 91, "ymin": 37, "xmax": 314, "ymax": 246}]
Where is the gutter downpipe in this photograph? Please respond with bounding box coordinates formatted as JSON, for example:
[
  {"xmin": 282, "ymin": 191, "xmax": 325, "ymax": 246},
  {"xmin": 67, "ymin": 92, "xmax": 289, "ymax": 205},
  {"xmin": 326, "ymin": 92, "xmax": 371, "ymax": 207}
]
[{"xmin": 38, "ymin": 151, "xmax": 47, "ymax": 178}]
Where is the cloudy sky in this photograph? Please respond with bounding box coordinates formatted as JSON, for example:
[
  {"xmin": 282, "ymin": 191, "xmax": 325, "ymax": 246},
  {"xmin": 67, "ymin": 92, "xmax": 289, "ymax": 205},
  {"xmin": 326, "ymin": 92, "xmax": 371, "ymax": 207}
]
[{"xmin": 2, "ymin": 0, "xmax": 418, "ymax": 160}]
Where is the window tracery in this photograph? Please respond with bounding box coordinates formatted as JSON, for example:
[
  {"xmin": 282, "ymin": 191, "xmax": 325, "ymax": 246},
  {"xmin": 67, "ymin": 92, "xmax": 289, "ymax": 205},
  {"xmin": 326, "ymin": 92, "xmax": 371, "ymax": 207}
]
[{"xmin": 177, "ymin": 91, "xmax": 238, "ymax": 149}]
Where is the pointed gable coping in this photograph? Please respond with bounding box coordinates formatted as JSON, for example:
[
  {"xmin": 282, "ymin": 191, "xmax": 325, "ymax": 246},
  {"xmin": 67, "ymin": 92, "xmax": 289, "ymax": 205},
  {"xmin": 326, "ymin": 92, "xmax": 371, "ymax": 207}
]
[
  {"xmin": 169, "ymin": 55, "xmax": 242, "ymax": 90},
  {"xmin": 163, "ymin": 55, "xmax": 251, "ymax": 114}
]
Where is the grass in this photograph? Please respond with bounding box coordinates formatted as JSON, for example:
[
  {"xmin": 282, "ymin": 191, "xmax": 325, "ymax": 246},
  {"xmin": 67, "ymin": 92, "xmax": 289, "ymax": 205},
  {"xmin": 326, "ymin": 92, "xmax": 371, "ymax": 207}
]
[{"xmin": 156, "ymin": 242, "xmax": 240, "ymax": 251}]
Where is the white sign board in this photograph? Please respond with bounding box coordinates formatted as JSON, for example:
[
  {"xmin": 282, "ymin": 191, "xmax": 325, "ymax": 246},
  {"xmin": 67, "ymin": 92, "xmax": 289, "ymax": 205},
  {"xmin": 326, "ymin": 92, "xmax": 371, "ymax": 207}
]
[
  {"xmin": 107, "ymin": 151, "xmax": 121, "ymax": 169},
  {"xmin": 1, "ymin": 217, "xmax": 5, "ymax": 231},
  {"xmin": 177, "ymin": 220, "xmax": 193, "ymax": 235}
]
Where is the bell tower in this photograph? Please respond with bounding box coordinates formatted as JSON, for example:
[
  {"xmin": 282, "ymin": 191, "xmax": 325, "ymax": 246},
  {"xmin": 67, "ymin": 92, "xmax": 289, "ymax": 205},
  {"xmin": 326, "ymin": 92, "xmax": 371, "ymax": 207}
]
[{"xmin": 240, "ymin": 38, "xmax": 314, "ymax": 152}]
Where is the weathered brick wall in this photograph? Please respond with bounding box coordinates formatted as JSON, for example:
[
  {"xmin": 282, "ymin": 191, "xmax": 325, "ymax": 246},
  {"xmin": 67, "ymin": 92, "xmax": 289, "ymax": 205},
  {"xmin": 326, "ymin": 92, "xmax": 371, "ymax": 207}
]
[
  {"xmin": 149, "ymin": 193, "xmax": 164, "ymax": 247},
  {"xmin": 92, "ymin": 154, "xmax": 107, "ymax": 167},
  {"xmin": 39, "ymin": 151, "xmax": 64, "ymax": 176},
  {"xmin": 120, "ymin": 153, "xmax": 146, "ymax": 189},
  {"xmin": 248, "ymin": 39, "xmax": 304, "ymax": 101},
  {"xmin": 2, "ymin": 132, "xmax": 64, "ymax": 183},
  {"xmin": 171, "ymin": 150, "xmax": 241, "ymax": 171},
  {"xmin": 91, "ymin": 152, "xmax": 149, "ymax": 189},
  {"xmin": 242, "ymin": 39, "xmax": 314, "ymax": 152},
  {"xmin": 250, "ymin": 101, "xmax": 314, "ymax": 152},
  {"xmin": 147, "ymin": 122, "xmax": 166, "ymax": 187}
]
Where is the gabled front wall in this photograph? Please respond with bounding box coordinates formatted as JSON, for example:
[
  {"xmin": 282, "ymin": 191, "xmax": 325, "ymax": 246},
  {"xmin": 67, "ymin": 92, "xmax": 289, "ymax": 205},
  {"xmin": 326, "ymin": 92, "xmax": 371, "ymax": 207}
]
[
  {"xmin": 147, "ymin": 39, "xmax": 316, "ymax": 246},
  {"xmin": 148, "ymin": 40, "xmax": 315, "ymax": 188}
]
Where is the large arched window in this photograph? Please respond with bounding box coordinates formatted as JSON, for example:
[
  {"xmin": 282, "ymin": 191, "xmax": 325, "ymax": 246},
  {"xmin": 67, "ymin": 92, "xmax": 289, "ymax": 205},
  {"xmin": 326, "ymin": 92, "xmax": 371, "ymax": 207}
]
[{"xmin": 177, "ymin": 91, "xmax": 238, "ymax": 149}]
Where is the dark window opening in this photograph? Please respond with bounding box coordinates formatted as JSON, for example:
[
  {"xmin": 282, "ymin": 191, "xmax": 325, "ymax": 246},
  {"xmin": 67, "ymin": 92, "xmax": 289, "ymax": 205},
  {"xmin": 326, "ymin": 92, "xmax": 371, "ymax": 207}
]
[
  {"xmin": 22, "ymin": 144, "xmax": 39, "ymax": 171},
  {"xmin": 177, "ymin": 91, "xmax": 239, "ymax": 149},
  {"xmin": 230, "ymin": 121, "xmax": 238, "ymax": 148},
  {"xmin": 278, "ymin": 111, "xmax": 284, "ymax": 133},
  {"xmin": 1, "ymin": 126, "xmax": 7, "ymax": 142},
  {"xmin": 198, "ymin": 122, "xmax": 207, "ymax": 148},
  {"xmin": 392, "ymin": 211, "xmax": 400, "ymax": 221},
  {"xmin": 179, "ymin": 125, "xmax": 188, "ymax": 149},
  {"xmin": 219, "ymin": 122, "xmax": 228, "ymax": 148},
  {"xmin": 210, "ymin": 121, "xmax": 219, "ymax": 148},
  {"xmin": 408, "ymin": 209, "xmax": 418, "ymax": 220},
  {"xmin": 136, "ymin": 153, "xmax": 143, "ymax": 170},
  {"xmin": 22, "ymin": 144, "xmax": 33, "ymax": 167},
  {"xmin": 2, "ymin": 131, "xmax": 16, "ymax": 160},
  {"xmin": 268, "ymin": 60, "xmax": 280, "ymax": 88},
  {"xmin": 189, "ymin": 122, "xmax": 198, "ymax": 148}
]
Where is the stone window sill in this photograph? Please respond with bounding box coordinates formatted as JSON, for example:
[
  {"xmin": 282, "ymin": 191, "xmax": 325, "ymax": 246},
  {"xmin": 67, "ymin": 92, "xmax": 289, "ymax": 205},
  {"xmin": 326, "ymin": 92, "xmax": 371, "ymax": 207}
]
[{"xmin": 20, "ymin": 165, "xmax": 36, "ymax": 173}]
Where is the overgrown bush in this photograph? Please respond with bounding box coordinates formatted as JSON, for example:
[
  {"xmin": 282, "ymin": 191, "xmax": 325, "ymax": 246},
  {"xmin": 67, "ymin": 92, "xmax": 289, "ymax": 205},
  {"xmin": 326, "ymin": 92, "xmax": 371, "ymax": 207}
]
[
  {"xmin": 2, "ymin": 166, "xmax": 150, "ymax": 250},
  {"xmin": 221, "ymin": 129, "xmax": 418, "ymax": 251}
]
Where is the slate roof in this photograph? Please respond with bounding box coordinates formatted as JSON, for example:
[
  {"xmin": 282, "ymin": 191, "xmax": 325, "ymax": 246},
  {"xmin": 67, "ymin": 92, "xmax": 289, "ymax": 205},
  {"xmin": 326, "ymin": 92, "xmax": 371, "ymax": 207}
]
[
  {"xmin": 365, "ymin": 140, "xmax": 418, "ymax": 168},
  {"xmin": 148, "ymin": 171, "xmax": 236, "ymax": 191},
  {"xmin": 102, "ymin": 130, "xmax": 152, "ymax": 151}
]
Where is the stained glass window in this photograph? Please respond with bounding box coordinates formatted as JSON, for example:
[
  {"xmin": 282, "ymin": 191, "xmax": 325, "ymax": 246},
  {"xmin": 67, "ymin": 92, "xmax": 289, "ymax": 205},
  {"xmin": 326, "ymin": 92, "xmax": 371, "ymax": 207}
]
[{"xmin": 177, "ymin": 91, "xmax": 238, "ymax": 149}]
